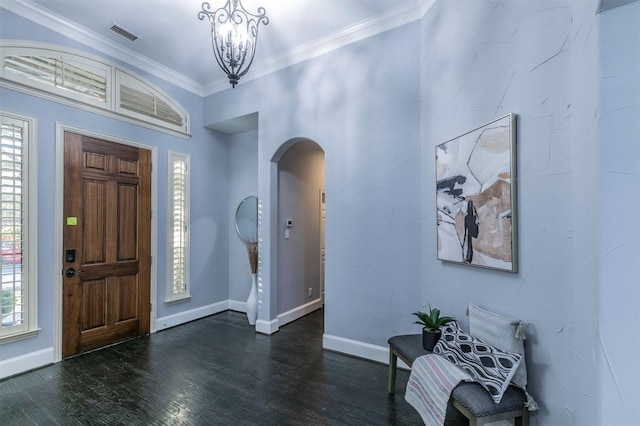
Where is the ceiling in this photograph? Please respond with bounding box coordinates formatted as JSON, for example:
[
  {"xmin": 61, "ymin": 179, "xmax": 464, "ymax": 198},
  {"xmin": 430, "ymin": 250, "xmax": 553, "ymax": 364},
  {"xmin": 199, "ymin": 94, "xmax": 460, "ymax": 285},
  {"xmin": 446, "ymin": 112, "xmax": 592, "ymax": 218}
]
[
  {"xmin": 599, "ymin": 0, "xmax": 638, "ymax": 10},
  {"xmin": 4, "ymin": 0, "xmax": 634, "ymax": 95},
  {"xmin": 7, "ymin": 0, "xmax": 427, "ymax": 94}
]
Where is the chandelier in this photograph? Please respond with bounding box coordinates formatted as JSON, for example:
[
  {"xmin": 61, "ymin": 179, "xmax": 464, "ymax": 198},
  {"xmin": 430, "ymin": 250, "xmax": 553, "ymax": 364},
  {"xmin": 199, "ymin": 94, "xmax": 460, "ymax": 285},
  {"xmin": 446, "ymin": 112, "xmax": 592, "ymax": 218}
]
[{"xmin": 198, "ymin": 1, "xmax": 269, "ymax": 88}]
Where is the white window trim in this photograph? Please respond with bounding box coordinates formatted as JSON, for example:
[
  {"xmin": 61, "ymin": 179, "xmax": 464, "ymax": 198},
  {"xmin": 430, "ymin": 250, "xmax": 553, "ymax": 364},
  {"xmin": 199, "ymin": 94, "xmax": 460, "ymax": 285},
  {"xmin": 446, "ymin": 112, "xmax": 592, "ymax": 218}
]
[
  {"xmin": 0, "ymin": 110, "xmax": 39, "ymax": 344},
  {"xmin": 166, "ymin": 151, "xmax": 190, "ymax": 303},
  {"xmin": 115, "ymin": 70, "xmax": 187, "ymax": 133},
  {"xmin": 0, "ymin": 40, "xmax": 190, "ymax": 138}
]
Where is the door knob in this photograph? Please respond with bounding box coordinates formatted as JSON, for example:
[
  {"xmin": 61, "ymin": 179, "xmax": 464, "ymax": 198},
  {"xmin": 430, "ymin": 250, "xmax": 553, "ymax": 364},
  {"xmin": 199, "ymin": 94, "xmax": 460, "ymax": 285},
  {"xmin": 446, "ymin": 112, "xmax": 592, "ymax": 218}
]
[{"xmin": 65, "ymin": 267, "xmax": 75, "ymax": 278}]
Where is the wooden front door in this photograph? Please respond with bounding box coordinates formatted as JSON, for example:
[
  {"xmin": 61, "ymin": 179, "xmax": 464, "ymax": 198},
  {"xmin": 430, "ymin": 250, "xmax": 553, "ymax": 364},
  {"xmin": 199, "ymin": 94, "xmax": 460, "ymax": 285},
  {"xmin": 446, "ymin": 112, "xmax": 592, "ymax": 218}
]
[{"xmin": 62, "ymin": 132, "xmax": 151, "ymax": 358}]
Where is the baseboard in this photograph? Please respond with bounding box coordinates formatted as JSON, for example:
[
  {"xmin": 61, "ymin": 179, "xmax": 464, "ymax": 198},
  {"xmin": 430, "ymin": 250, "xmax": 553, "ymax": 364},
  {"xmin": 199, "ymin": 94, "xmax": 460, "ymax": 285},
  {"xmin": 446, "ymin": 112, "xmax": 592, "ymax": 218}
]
[
  {"xmin": 0, "ymin": 347, "xmax": 54, "ymax": 379},
  {"xmin": 278, "ymin": 298, "xmax": 322, "ymax": 327},
  {"xmin": 254, "ymin": 300, "xmax": 323, "ymax": 335},
  {"xmin": 156, "ymin": 300, "xmax": 229, "ymax": 331},
  {"xmin": 255, "ymin": 317, "xmax": 279, "ymax": 335},
  {"xmin": 322, "ymin": 334, "xmax": 410, "ymax": 370},
  {"xmin": 2, "ymin": 301, "xmax": 230, "ymax": 378},
  {"xmin": 228, "ymin": 299, "xmax": 246, "ymax": 313}
]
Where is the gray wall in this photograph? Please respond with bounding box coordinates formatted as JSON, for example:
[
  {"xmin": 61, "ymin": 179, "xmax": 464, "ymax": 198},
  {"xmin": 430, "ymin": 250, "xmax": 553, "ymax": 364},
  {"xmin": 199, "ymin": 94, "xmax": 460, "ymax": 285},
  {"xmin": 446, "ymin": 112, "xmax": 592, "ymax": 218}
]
[
  {"xmin": 420, "ymin": 1, "xmax": 601, "ymax": 423},
  {"xmin": 598, "ymin": 1, "xmax": 640, "ymax": 423},
  {"xmin": 204, "ymin": 19, "xmax": 423, "ymax": 328},
  {"xmin": 228, "ymin": 130, "xmax": 259, "ymax": 304},
  {"xmin": 203, "ymin": 0, "xmax": 640, "ymax": 423}
]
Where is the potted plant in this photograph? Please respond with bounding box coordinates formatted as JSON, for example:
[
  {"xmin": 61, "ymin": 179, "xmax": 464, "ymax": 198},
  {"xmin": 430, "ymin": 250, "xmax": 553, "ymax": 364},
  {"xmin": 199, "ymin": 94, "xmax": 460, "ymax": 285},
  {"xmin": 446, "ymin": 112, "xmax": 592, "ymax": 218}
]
[{"xmin": 412, "ymin": 306, "xmax": 455, "ymax": 351}]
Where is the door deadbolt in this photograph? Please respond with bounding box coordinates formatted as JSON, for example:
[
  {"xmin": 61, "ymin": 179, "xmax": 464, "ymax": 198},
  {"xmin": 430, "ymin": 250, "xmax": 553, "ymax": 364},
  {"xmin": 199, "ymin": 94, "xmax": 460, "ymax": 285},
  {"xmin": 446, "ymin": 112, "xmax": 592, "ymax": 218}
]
[{"xmin": 65, "ymin": 267, "xmax": 75, "ymax": 278}]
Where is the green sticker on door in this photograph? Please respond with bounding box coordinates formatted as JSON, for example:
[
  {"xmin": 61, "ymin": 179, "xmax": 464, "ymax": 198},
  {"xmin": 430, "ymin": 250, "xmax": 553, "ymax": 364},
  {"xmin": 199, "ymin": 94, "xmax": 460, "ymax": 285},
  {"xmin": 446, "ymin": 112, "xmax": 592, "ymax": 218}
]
[{"xmin": 66, "ymin": 217, "xmax": 78, "ymax": 226}]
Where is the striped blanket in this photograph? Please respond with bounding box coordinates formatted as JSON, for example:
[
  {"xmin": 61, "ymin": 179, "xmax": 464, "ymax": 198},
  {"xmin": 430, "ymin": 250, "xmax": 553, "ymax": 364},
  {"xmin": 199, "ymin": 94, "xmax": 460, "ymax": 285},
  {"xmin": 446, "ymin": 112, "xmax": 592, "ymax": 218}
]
[{"xmin": 405, "ymin": 354, "xmax": 472, "ymax": 426}]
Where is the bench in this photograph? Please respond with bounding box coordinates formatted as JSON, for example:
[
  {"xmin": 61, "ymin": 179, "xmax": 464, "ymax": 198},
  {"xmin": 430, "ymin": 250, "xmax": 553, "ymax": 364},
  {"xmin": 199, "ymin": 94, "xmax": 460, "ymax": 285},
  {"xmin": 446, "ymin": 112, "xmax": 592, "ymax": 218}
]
[{"xmin": 388, "ymin": 334, "xmax": 529, "ymax": 426}]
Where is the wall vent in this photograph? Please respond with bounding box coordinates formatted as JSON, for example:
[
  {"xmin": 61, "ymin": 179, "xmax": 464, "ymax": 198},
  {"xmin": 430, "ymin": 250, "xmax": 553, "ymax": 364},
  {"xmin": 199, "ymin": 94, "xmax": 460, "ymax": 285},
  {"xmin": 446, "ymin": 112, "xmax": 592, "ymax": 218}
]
[{"xmin": 109, "ymin": 23, "xmax": 138, "ymax": 42}]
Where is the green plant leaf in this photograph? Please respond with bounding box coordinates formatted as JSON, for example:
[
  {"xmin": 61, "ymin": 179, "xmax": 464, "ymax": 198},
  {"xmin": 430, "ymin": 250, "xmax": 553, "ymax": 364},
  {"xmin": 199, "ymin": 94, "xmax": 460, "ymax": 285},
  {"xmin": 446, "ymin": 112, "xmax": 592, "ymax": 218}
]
[{"xmin": 412, "ymin": 306, "xmax": 455, "ymax": 331}]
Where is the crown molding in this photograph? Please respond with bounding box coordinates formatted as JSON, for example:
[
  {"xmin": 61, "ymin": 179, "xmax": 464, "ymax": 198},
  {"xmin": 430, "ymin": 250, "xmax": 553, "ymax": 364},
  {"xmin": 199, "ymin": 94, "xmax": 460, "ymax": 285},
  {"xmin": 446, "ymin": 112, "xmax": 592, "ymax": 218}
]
[
  {"xmin": 4, "ymin": 0, "xmax": 436, "ymax": 98},
  {"xmin": 274, "ymin": 0, "xmax": 424, "ymax": 67},
  {"xmin": 2, "ymin": 0, "xmax": 205, "ymax": 96},
  {"xmin": 418, "ymin": 0, "xmax": 437, "ymax": 16},
  {"xmin": 204, "ymin": 0, "xmax": 430, "ymax": 95}
]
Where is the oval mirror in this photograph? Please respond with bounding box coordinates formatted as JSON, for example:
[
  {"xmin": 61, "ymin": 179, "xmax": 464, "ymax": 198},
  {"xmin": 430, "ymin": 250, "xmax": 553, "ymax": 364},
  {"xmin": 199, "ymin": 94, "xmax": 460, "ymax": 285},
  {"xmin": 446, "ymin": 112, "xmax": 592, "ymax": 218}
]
[{"xmin": 235, "ymin": 196, "xmax": 258, "ymax": 244}]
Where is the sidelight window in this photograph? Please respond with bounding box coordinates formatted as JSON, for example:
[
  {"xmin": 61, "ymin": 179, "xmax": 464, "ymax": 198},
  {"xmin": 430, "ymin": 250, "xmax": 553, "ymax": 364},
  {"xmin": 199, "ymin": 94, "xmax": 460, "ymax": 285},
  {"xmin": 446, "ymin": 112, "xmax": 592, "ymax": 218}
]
[
  {"xmin": 0, "ymin": 111, "xmax": 38, "ymax": 343},
  {"xmin": 167, "ymin": 152, "xmax": 190, "ymax": 302}
]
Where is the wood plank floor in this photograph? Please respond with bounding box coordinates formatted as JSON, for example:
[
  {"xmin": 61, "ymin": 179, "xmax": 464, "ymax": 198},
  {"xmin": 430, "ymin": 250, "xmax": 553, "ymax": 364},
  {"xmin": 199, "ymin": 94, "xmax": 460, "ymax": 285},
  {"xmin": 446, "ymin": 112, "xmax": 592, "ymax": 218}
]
[{"xmin": 0, "ymin": 309, "xmax": 424, "ymax": 425}]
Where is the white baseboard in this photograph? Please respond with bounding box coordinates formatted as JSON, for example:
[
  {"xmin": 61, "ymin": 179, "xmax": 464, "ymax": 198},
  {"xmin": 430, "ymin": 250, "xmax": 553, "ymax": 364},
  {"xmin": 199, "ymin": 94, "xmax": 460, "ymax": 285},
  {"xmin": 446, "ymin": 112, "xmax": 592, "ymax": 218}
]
[
  {"xmin": 322, "ymin": 334, "xmax": 410, "ymax": 370},
  {"xmin": 0, "ymin": 347, "xmax": 54, "ymax": 379},
  {"xmin": 256, "ymin": 317, "xmax": 279, "ymax": 335},
  {"xmin": 228, "ymin": 299, "xmax": 246, "ymax": 313},
  {"xmin": 4, "ymin": 305, "xmax": 415, "ymax": 381},
  {"xmin": 278, "ymin": 298, "xmax": 322, "ymax": 327},
  {"xmin": 156, "ymin": 300, "xmax": 229, "ymax": 331},
  {"xmin": 255, "ymin": 298, "xmax": 323, "ymax": 335}
]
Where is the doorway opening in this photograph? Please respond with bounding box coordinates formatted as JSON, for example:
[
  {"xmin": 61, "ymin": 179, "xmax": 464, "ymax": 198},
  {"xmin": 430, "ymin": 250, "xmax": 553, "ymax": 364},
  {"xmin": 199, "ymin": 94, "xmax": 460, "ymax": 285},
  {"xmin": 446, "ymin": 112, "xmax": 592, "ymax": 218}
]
[{"xmin": 273, "ymin": 139, "xmax": 325, "ymax": 328}]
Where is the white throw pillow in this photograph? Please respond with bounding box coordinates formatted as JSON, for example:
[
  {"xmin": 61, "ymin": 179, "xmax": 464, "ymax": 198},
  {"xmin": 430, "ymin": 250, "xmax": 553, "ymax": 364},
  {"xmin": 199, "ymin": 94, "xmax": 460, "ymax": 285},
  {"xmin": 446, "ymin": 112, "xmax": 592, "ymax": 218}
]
[{"xmin": 468, "ymin": 304, "xmax": 527, "ymax": 390}]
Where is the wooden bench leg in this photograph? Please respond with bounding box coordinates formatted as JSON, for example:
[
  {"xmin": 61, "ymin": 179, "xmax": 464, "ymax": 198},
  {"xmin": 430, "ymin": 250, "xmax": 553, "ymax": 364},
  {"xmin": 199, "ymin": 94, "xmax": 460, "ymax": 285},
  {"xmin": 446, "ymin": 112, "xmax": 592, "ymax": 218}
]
[
  {"xmin": 453, "ymin": 398, "xmax": 528, "ymax": 426},
  {"xmin": 515, "ymin": 408, "xmax": 529, "ymax": 426},
  {"xmin": 388, "ymin": 349, "xmax": 398, "ymax": 394}
]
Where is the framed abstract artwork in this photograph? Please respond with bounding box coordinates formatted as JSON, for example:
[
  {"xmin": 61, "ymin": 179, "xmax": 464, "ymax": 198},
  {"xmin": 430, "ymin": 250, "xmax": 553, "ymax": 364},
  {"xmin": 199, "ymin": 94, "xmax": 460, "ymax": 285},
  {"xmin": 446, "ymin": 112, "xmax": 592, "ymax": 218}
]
[{"xmin": 435, "ymin": 113, "xmax": 517, "ymax": 272}]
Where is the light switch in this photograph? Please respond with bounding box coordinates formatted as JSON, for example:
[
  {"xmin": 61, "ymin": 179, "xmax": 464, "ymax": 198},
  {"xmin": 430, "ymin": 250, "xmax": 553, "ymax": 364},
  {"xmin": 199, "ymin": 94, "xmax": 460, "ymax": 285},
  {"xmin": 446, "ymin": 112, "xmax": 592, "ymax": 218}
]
[{"xmin": 285, "ymin": 228, "xmax": 290, "ymax": 239}]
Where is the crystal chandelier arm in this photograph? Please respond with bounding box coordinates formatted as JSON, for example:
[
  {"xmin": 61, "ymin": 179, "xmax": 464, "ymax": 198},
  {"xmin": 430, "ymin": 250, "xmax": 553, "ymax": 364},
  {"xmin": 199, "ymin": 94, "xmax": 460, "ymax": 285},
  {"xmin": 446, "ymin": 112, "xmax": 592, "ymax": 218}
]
[{"xmin": 210, "ymin": 25, "xmax": 232, "ymax": 76}]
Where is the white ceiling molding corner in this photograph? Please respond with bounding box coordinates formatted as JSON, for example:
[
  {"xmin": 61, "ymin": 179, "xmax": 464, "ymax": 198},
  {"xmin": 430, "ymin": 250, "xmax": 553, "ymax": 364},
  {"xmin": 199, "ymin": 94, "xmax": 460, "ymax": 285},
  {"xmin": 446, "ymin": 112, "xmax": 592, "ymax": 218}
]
[
  {"xmin": 207, "ymin": 112, "xmax": 259, "ymax": 135},
  {"xmin": 418, "ymin": 0, "xmax": 437, "ymax": 17}
]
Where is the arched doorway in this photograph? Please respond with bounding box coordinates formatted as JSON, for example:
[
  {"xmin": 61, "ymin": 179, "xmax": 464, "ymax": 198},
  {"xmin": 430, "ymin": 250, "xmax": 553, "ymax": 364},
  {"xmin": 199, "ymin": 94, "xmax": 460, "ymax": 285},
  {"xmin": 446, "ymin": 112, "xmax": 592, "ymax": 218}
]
[{"xmin": 270, "ymin": 139, "xmax": 325, "ymax": 328}]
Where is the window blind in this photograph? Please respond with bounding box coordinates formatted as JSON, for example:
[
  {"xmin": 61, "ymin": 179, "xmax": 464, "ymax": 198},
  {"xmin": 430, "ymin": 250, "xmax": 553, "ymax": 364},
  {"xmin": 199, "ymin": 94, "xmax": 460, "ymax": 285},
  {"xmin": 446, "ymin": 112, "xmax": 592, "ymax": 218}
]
[
  {"xmin": 4, "ymin": 55, "xmax": 107, "ymax": 102},
  {"xmin": 1, "ymin": 122, "xmax": 24, "ymax": 329},
  {"xmin": 171, "ymin": 158, "xmax": 187, "ymax": 294},
  {"xmin": 120, "ymin": 85, "xmax": 184, "ymax": 127}
]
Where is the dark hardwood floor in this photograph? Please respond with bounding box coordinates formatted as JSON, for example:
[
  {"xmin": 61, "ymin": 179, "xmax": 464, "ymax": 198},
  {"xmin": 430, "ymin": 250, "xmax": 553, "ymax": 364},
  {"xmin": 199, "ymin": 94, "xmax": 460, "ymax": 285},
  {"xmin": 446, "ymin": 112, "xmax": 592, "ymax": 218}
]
[{"xmin": 0, "ymin": 309, "xmax": 423, "ymax": 425}]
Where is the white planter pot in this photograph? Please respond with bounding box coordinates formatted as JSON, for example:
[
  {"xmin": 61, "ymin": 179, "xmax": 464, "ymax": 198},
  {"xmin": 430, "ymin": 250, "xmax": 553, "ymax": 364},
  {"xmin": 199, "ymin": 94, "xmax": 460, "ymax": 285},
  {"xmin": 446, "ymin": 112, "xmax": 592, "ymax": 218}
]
[{"xmin": 246, "ymin": 273, "xmax": 258, "ymax": 325}]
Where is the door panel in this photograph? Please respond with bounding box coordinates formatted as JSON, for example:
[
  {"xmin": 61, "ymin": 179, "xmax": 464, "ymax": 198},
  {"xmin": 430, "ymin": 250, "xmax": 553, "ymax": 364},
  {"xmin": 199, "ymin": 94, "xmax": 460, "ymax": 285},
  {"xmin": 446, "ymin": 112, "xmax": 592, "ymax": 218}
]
[
  {"xmin": 117, "ymin": 183, "xmax": 138, "ymax": 260},
  {"xmin": 83, "ymin": 180, "xmax": 106, "ymax": 263},
  {"xmin": 116, "ymin": 275, "xmax": 138, "ymax": 322},
  {"xmin": 82, "ymin": 279, "xmax": 106, "ymax": 330},
  {"xmin": 63, "ymin": 132, "xmax": 151, "ymax": 358}
]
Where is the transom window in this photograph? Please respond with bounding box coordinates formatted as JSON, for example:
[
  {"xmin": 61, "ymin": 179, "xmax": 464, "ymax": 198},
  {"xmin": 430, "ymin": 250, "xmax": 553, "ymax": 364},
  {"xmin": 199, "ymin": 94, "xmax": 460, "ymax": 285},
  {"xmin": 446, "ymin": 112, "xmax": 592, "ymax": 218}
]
[
  {"xmin": 4, "ymin": 54, "xmax": 108, "ymax": 103},
  {"xmin": 0, "ymin": 42, "xmax": 190, "ymax": 137}
]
